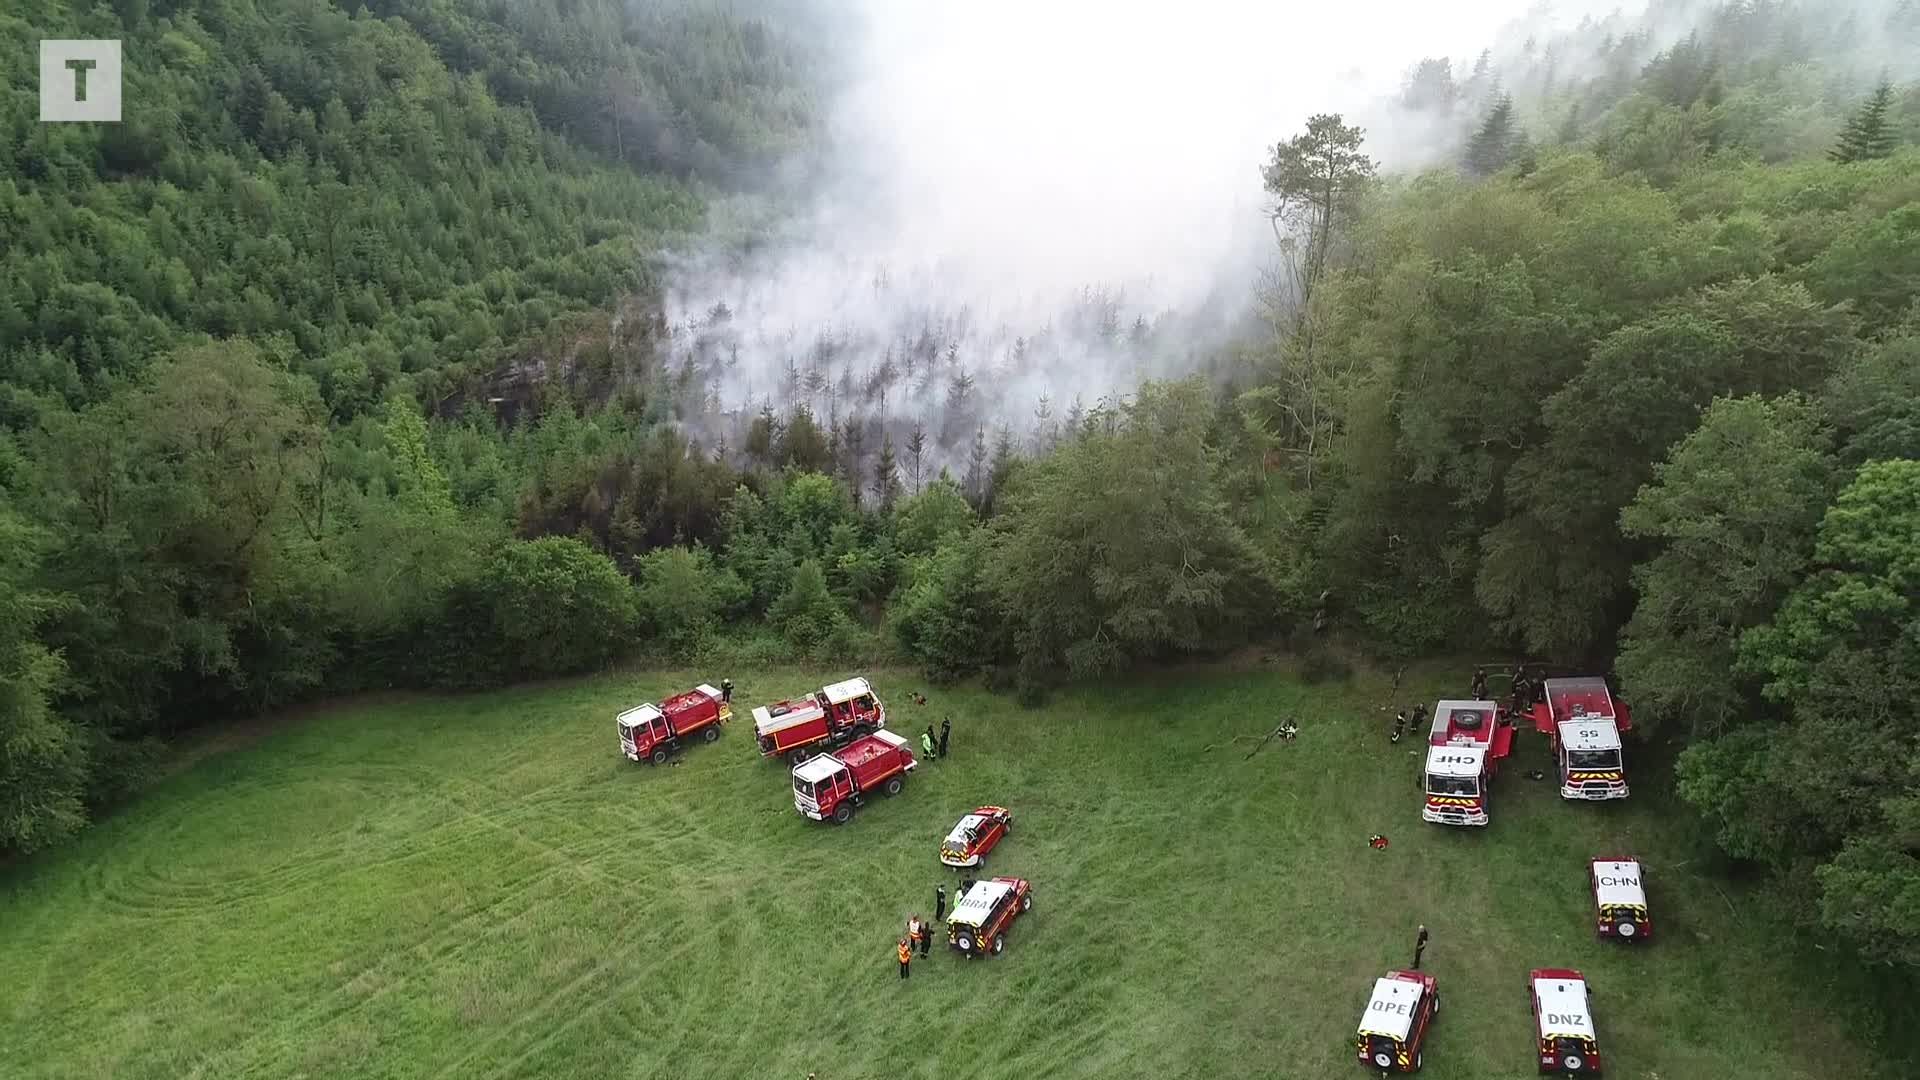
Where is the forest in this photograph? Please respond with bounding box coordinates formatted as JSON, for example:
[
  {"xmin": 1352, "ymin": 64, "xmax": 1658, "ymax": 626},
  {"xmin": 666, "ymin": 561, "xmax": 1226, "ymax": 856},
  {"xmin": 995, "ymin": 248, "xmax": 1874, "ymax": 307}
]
[{"xmin": 1, "ymin": 0, "xmax": 1918, "ymax": 1020}]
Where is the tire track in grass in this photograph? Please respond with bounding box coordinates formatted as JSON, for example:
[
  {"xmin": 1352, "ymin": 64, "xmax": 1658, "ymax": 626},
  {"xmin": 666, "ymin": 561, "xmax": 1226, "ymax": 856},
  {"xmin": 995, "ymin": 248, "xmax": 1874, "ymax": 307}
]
[
  {"xmin": 74, "ymin": 766, "xmax": 548, "ymax": 920},
  {"xmin": 210, "ymin": 761, "xmax": 648, "ymax": 1080},
  {"xmin": 427, "ymin": 913, "xmax": 697, "ymax": 1080},
  {"xmin": 215, "ymin": 853, "xmax": 578, "ymax": 1078}
]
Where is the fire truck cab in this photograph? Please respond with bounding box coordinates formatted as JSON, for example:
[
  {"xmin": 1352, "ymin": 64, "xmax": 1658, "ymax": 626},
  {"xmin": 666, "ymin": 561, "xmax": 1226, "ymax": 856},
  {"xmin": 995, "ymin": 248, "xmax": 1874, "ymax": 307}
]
[
  {"xmin": 1529, "ymin": 968, "xmax": 1603, "ymax": 1074},
  {"xmin": 1590, "ymin": 858, "xmax": 1650, "ymax": 942},
  {"xmin": 1532, "ymin": 678, "xmax": 1631, "ymax": 801},
  {"xmin": 1356, "ymin": 970, "xmax": 1439, "ymax": 1073},
  {"xmin": 1422, "ymin": 700, "xmax": 1512, "ymax": 827},
  {"xmin": 752, "ymin": 676, "xmax": 886, "ymax": 763},
  {"xmin": 616, "ymin": 684, "xmax": 730, "ymax": 765}
]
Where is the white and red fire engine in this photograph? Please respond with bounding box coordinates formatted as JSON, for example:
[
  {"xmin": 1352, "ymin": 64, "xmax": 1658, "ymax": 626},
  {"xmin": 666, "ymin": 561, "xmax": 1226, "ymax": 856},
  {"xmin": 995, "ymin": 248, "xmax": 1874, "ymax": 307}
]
[
  {"xmin": 947, "ymin": 876, "xmax": 1032, "ymax": 957},
  {"xmin": 1422, "ymin": 700, "xmax": 1513, "ymax": 827},
  {"xmin": 1356, "ymin": 970, "xmax": 1439, "ymax": 1073},
  {"xmin": 790, "ymin": 730, "xmax": 916, "ymax": 824},
  {"xmin": 1589, "ymin": 858, "xmax": 1651, "ymax": 942},
  {"xmin": 616, "ymin": 684, "xmax": 730, "ymax": 765},
  {"xmin": 752, "ymin": 676, "xmax": 886, "ymax": 764},
  {"xmin": 1528, "ymin": 968, "xmax": 1603, "ymax": 1074},
  {"xmin": 1521, "ymin": 677, "xmax": 1632, "ymax": 801}
]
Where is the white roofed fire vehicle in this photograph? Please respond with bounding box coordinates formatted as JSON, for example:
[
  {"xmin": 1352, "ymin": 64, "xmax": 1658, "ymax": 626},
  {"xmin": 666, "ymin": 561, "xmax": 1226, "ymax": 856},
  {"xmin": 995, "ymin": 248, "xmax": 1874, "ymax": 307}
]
[
  {"xmin": 790, "ymin": 729, "xmax": 915, "ymax": 824},
  {"xmin": 1589, "ymin": 858, "xmax": 1650, "ymax": 942},
  {"xmin": 947, "ymin": 876, "xmax": 1032, "ymax": 957},
  {"xmin": 616, "ymin": 684, "xmax": 730, "ymax": 765},
  {"xmin": 1422, "ymin": 700, "xmax": 1513, "ymax": 827},
  {"xmin": 940, "ymin": 806, "xmax": 1012, "ymax": 868},
  {"xmin": 1356, "ymin": 970, "xmax": 1439, "ymax": 1073},
  {"xmin": 1520, "ymin": 677, "xmax": 1633, "ymax": 802},
  {"xmin": 751, "ymin": 677, "xmax": 886, "ymax": 764},
  {"xmin": 1529, "ymin": 968, "xmax": 1603, "ymax": 1074}
]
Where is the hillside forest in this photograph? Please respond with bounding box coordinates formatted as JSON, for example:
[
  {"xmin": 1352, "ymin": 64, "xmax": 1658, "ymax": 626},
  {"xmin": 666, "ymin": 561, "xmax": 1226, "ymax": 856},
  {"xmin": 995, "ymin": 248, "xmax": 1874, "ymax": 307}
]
[{"xmin": 2, "ymin": 0, "xmax": 1920, "ymax": 1041}]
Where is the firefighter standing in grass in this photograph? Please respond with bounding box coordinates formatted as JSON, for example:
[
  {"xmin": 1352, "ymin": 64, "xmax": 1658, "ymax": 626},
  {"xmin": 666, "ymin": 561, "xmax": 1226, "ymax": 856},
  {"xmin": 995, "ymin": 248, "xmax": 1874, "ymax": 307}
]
[
  {"xmin": 921, "ymin": 726, "xmax": 937, "ymax": 760},
  {"xmin": 935, "ymin": 883, "xmax": 947, "ymax": 922},
  {"xmin": 913, "ymin": 914, "xmax": 931, "ymax": 957},
  {"xmin": 939, "ymin": 717, "xmax": 951, "ymax": 758},
  {"xmin": 898, "ymin": 937, "xmax": 912, "ymax": 979}
]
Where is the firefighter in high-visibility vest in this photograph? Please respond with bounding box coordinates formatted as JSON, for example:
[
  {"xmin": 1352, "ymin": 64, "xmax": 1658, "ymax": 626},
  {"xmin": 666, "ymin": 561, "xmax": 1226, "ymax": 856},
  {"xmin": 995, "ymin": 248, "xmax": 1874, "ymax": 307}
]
[{"xmin": 897, "ymin": 937, "xmax": 912, "ymax": 979}]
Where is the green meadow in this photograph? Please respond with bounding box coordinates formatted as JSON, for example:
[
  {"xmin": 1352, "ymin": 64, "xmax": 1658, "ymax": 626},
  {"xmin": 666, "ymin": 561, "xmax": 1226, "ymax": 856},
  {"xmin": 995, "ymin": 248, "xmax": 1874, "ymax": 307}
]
[{"xmin": 0, "ymin": 665, "xmax": 1888, "ymax": 1079}]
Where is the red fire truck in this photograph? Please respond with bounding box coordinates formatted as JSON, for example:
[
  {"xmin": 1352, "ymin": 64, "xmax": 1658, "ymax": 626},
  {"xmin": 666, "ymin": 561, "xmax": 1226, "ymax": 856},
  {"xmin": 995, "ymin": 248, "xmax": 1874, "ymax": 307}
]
[
  {"xmin": 1520, "ymin": 677, "xmax": 1633, "ymax": 802},
  {"xmin": 616, "ymin": 684, "xmax": 730, "ymax": 765},
  {"xmin": 1528, "ymin": 968, "xmax": 1603, "ymax": 1074},
  {"xmin": 1422, "ymin": 700, "xmax": 1514, "ymax": 827},
  {"xmin": 1590, "ymin": 858, "xmax": 1651, "ymax": 942},
  {"xmin": 1356, "ymin": 969, "xmax": 1439, "ymax": 1072},
  {"xmin": 752, "ymin": 676, "xmax": 886, "ymax": 764},
  {"xmin": 791, "ymin": 730, "xmax": 916, "ymax": 824}
]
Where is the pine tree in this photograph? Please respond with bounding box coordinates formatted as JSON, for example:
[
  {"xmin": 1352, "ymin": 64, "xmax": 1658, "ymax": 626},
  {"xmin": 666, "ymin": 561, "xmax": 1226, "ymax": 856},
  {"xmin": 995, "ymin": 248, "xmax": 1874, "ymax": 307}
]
[
  {"xmin": 906, "ymin": 422, "xmax": 927, "ymax": 495},
  {"xmin": 964, "ymin": 427, "xmax": 990, "ymax": 510},
  {"xmin": 1556, "ymin": 101, "xmax": 1582, "ymax": 146},
  {"xmin": 985, "ymin": 424, "xmax": 1016, "ymax": 517},
  {"xmin": 871, "ymin": 434, "xmax": 901, "ymax": 511},
  {"xmin": 947, "ymin": 368, "xmax": 974, "ymax": 411},
  {"xmin": 839, "ymin": 416, "xmax": 865, "ymax": 507},
  {"xmin": 1831, "ymin": 81, "xmax": 1897, "ymax": 163},
  {"xmin": 1464, "ymin": 94, "xmax": 1517, "ymax": 177}
]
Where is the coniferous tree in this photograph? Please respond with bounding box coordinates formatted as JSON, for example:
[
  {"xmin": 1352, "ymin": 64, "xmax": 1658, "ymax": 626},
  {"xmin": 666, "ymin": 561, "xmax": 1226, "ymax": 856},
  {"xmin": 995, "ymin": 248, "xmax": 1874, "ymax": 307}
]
[
  {"xmin": 871, "ymin": 434, "xmax": 901, "ymax": 511},
  {"xmin": 906, "ymin": 422, "xmax": 928, "ymax": 495},
  {"xmin": 965, "ymin": 427, "xmax": 990, "ymax": 510},
  {"xmin": 1831, "ymin": 81, "xmax": 1897, "ymax": 163},
  {"xmin": 1465, "ymin": 94, "xmax": 1517, "ymax": 177}
]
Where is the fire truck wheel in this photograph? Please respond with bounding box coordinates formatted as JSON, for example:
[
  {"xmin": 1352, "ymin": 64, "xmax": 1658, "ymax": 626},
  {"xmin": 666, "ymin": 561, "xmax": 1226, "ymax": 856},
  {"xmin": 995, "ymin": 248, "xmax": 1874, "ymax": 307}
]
[
  {"xmin": 882, "ymin": 776, "xmax": 904, "ymax": 797},
  {"xmin": 990, "ymin": 935, "xmax": 1004, "ymax": 955},
  {"xmin": 1372, "ymin": 1050, "xmax": 1394, "ymax": 1068},
  {"xmin": 702, "ymin": 725, "xmax": 721, "ymax": 743},
  {"xmin": 832, "ymin": 802, "xmax": 853, "ymax": 825},
  {"xmin": 1414, "ymin": 1049, "xmax": 1423, "ymax": 1071},
  {"xmin": 957, "ymin": 932, "xmax": 976, "ymax": 953},
  {"xmin": 1019, "ymin": 893, "xmax": 1032, "ymax": 912},
  {"xmin": 1431, "ymin": 993, "xmax": 1439, "ymax": 1016},
  {"xmin": 649, "ymin": 748, "xmax": 668, "ymax": 765},
  {"xmin": 1562, "ymin": 1054, "xmax": 1584, "ymax": 1071},
  {"xmin": 1615, "ymin": 920, "xmax": 1635, "ymax": 938}
]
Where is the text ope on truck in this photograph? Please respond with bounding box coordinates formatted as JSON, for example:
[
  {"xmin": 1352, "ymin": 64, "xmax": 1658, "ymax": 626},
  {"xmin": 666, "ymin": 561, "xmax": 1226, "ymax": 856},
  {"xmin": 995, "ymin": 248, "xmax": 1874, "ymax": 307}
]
[{"xmin": 1355, "ymin": 970, "xmax": 1439, "ymax": 1073}]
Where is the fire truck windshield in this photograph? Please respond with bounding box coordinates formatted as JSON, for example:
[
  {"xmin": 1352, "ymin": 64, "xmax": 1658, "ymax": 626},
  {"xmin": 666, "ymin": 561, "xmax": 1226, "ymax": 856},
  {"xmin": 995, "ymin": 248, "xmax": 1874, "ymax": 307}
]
[
  {"xmin": 1568, "ymin": 748, "xmax": 1621, "ymax": 769},
  {"xmin": 1427, "ymin": 775, "xmax": 1478, "ymax": 796},
  {"xmin": 792, "ymin": 777, "xmax": 813, "ymax": 799}
]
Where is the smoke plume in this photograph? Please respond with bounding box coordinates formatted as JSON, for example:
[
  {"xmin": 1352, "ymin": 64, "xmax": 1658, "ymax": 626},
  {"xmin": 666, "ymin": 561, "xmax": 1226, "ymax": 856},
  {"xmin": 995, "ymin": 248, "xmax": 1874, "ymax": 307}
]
[{"xmin": 660, "ymin": 0, "xmax": 1647, "ymax": 458}]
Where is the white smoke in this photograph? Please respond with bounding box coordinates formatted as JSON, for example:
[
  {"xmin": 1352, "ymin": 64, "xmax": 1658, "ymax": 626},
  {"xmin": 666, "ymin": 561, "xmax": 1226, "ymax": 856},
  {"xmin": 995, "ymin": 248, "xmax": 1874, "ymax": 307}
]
[{"xmin": 659, "ymin": 0, "xmax": 1651, "ymax": 457}]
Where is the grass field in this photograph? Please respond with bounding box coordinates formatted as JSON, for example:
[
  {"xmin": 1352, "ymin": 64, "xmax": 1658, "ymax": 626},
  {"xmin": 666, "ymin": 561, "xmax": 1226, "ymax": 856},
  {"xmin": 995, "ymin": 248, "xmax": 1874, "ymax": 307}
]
[{"xmin": 0, "ymin": 664, "xmax": 1896, "ymax": 1079}]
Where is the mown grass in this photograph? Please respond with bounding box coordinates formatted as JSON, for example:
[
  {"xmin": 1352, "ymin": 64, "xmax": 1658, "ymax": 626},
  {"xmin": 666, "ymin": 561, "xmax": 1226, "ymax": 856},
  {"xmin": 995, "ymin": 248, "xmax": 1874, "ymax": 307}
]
[{"xmin": 0, "ymin": 663, "xmax": 1895, "ymax": 1079}]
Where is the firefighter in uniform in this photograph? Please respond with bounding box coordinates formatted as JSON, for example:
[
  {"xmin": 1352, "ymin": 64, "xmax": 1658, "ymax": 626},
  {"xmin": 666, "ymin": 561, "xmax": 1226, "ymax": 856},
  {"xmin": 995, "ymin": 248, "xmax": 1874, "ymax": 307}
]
[
  {"xmin": 1470, "ymin": 666, "xmax": 1488, "ymax": 700},
  {"xmin": 897, "ymin": 937, "xmax": 912, "ymax": 979},
  {"xmin": 913, "ymin": 914, "xmax": 930, "ymax": 957},
  {"xmin": 935, "ymin": 883, "xmax": 947, "ymax": 922},
  {"xmin": 921, "ymin": 726, "xmax": 937, "ymax": 760},
  {"xmin": 720, "ymin": 678, "xmax": 733, "ymax": 704}
]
